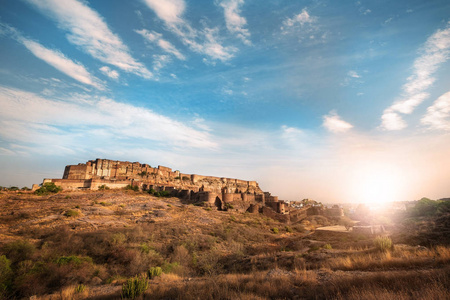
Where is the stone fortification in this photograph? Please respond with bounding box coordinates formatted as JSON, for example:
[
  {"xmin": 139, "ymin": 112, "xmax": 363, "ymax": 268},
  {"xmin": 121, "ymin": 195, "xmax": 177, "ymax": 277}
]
[
  {"xmin": 45, "ymin": 159, "xmax": 263, "ymax": 195},
  {"xmin": 43, "ymin": 159, "xmax": 295, "ymax": 219}
]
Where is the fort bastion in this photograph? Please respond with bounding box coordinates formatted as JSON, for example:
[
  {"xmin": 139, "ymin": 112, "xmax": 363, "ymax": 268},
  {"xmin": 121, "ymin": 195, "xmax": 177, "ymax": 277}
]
[{"xmin": 42, "ymin": 159, "xmax": 309, "ymax": 221}]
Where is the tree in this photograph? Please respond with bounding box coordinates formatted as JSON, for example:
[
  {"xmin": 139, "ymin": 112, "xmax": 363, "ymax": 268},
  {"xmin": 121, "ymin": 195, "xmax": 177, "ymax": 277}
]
[
  {"xmin": 34, "ymin": 182, "xmax": 62, "ymax": 195},
  {"xmin": 339, "ymin": 216, "xmax": 355, "ymax": 231}
]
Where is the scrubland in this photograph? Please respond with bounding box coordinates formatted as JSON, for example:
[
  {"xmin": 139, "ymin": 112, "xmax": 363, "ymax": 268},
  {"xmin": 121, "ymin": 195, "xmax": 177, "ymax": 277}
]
[{"xmin": 0, "ymin": 190, "xmax": 449, "ymax": 299}]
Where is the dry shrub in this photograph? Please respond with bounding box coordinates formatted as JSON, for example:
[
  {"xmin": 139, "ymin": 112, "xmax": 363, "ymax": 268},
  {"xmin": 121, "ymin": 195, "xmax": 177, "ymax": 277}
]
[
  {"xmin": 59, "ymin": 284, "xmax": 88, "ymax": 300},
  {"xmin": 195, "ymin": 248, "xmax": 222, "ymax": 275},
  {"xmin": 146, "ymin": 270, "xmax": 318, "ymax": 299},
  {"xmin": 330, "ymin": 267, "xmax": 450, "ymax": 300},
  {"xmin": 435, "ymin": 245, "xmax": 450, "ymax": 263},
  {"xmin": 107, "ymin": 246, "xmax": 155, "ymax": 276},
  {"xmin": 170, "ymin": 245, "xmax": 190, "ymax": 267},
  {"xmin": 373, "ymin": 236, "xmax": 393, "ymax": 252},
  {"xmin": 2, "ymin": 239, "xmax": 36, "ymax": 263}
]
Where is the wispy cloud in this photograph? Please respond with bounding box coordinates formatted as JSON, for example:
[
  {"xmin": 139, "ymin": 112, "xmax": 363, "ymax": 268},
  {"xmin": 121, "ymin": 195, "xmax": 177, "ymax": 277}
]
[
  {"xmin": 421, "ymin": 91, "xmax": 450, "ymax": 130},
  {"xmin": 280, "ymin": 8, "xmax": 326, "ymax": 44},
  {"xmin": 135, "ymin": 29, "xmax": 185, "ymax": 60},
  {"xmin": 142, "ymin": 0, "xmax": 236, "ymax": 61},
  {"xmin": 281, "ymin": 125, "xmax": 305, "ymax": 145},
  {"xmin": 381, "ymin": 22, "xmax": 450, "ymax": 130},
  {"xmin": 323, "ymin": 111, "xmax": 353, "ymax": 133},
  {"xmin": 99, "ymin": 66, "xmax": 119, "ymax": 80},
  {"xmin": 219, "ymin": 0, "xmax": 251, "ymax": 45},
  {"xmin": 26, "ymin": 0, "xmax": 152, "ymax": 78},
  {"xmin": 282, "ymin": 9, "xmax": 315, "ymax": 28},
  {"xmin": 0, "ymin": 23, "xmax": 103, "ymax": 89},
  {"xmin": 152, "ymin": 54, "xmax": 172, "ymax": 72},
  {"xmin": 341, "ymin": 70, "xmax": 363, "ymax": 86},
  {"xmin": 0, "ymin": 86, "xmax": 216, "ymax": 149},
  {"xmin": 348, "ymin": 70, "xmax": 360, "ymax": 78}
]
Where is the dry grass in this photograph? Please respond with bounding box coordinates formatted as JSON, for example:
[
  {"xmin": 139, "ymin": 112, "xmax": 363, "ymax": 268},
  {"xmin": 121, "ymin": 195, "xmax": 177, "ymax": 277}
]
[
  {"xmin": 147, "ymin": 269, "xmax": 318, "ymax": 300},
  {"xmin": 324, "ymin": 245, "xmax": 450, "ymax": 271},
  {"xmin": 142, "ymin": 266, "xmax": 450, "ymax": 300},
  {"xmin": 1, "ymin": 190, "xmax": 450, "ymax": 299}
]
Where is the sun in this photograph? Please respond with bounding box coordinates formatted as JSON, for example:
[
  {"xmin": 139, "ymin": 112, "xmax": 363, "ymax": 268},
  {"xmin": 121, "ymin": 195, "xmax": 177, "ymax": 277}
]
[{"xmin": 351, "ymin": 163, "xmax": 405, "ymax": 204}]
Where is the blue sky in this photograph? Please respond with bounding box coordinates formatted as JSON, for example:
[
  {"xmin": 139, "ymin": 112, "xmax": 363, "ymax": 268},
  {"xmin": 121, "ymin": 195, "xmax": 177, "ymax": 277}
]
[{"xmin": 0, "ymin": 0, "xmax": 449, "ymax": 203}]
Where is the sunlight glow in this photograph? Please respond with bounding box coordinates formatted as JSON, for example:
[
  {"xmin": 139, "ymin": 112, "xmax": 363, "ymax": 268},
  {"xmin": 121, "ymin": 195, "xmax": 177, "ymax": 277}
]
[{"xmin": 352, "ymin": 163, "xmax": 406, "ymax": 204}]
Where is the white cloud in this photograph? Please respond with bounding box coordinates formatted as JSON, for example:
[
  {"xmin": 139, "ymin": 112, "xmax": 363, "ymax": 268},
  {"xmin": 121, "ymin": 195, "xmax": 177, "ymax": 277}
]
[
  {"xmin": 421, "ymin": 91, "xmax": 450, "ymax": 130},
  {"xmin": 381, "ymin": 22, "xmax": 450, "ymax": 130},
  {"xmin": 22, "ymin": 39, "xmax": 104, "ymax": 90},
  {"xmin": 0, "ymin": 86, "xmax": 216, "ymax": 149},
  {"xmin": 348, "ymin": 70, "xmax": 360, "ymax": 78},
  {"xmin": 281, "ymin": 125, "xmax": 305, "ymax": 144},
  {"xmin": 142, "ymin": 0, "xmax": 185, "ymax": 25},
  {"xmin": 380, "ymin": 111, "xmax": 406, "ymax": 131},
  {"xmin": 198, "ymin": 27, "xmax": 237, "ymax": 61},
  {"xmin": 99, "ymin": 66, "xmax": 119, "ymax": 80},
  {"xmin": 192, "ymin": 118, "xmax": 212, "ymax": 131},
  {"xmin": 283, "ymin": 9, "xmax": 315, "ymax": 28},
  {"xmin": 280, "ymin": 8, "xmax": 326, "ymax": 44},
  {"xmin": 152, "ymin": 54, "xmax": 171, "ymax": 72},
  {"xmin": 142, "ymin": 0, "xmax": 236, "ymax": 61},
  {"xmin": 219, "ymin": 0, "xmax": 251, "ymax": 45},
  {"xmin": 384, "ymin": 17, "xmax": 393, "ymax": 24},
  {"xmin": 135, "ymin": 29, "xmax": 185, "ymax": 60},
  {"xmin": 0, "ymin": 23, "xmax": 103, "ymax": 89},
  {"xmin": 26, "ymin": 0, "xmax": 152, "ymax": 78},
  {"xmin": 323, "ymin": 111, "xmax": 353, "ymax": 133}
]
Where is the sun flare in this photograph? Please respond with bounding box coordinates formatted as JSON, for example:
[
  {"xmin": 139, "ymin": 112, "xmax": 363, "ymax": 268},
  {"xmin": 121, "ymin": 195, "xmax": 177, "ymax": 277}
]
[{"xmin": 352, "ymin": 163, "xmax": 405, "ymax": 204}]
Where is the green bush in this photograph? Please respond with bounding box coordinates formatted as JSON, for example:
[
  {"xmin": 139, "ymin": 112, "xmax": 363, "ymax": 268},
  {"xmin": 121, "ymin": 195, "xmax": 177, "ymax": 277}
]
[
  {"xmin": 121, "ymin": 275, "xmax": 148, "ymax": 299},
  {"xmin": 34, "ymin": 182, "xmax": 62, "ymax": 195},
  {"xmin": 148, "ymin": 266, "xmax": 162, "ymax": 279},
  {"xmin": 323, "ymin": 243, "xmax": 332, "ymax": 249},
  {"xmin": 373, "ymin": 236, "xmax": 392, "ymax": 251},
  {"xmin": 98, "ymin": 184, "xmax": 110, "ymax": 190},
  {"xmin": 271, "ymin": 227, "xmax": 279, "ymax": 234},
  {"xmin": 56, "ymin": 255, "xmax": 92, "ymax": 266},
  {"xmin": 162, "ymin": 262, "xmax": 179, "ymax": 273},
  {"xmin": 0, "ymin": 255, "xmax": 12, "ymax": 297},
  {"xmin": 2, "ymin": 240, "xmax": 35, "ymax": 263},
  {"xmin": 112, "ymin": 233, "xmax": 127, "ymax": 245},
  {"xmin": 64, "ymin": 209, "xmax": 80, "ymax": 217},
  {"xmin": 225, "ymin": 203, "xmax": 234, "ymax": 210},
  {"xmin": 139, "ymin": 243, "xmax": 150, "ymax": 254},
  {"xmin": 158, "ymin": 190, "xmax": 171, "ymax": 197},
  {"xmin": 285, "ymin": 226, "xmax": 293, "ymax": 233},
  {"xmin": 309, "ymin": 245, "xmax": 320, "ymax": 252},
  {"xmin": 75, "ymin": 284, "xmax": 86, "ymax": 293},
  {"xmin": 124, "ymin": 185, "xmax": 139, "ymax": 192}
]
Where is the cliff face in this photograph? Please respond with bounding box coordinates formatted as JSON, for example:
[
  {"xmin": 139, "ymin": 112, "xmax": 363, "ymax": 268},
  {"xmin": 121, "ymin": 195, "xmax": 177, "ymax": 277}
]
[{"xmin": 56, "ymin": 158, "xmax": 263, "ymax": 194}]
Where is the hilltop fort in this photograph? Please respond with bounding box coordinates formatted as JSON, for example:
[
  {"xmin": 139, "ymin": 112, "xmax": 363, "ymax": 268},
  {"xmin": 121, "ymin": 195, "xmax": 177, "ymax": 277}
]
[
  {"xmin": 41, "ymin": 159, "xmax": 298, "ymax": 218},
  {"xmin": 41, "ymin": 159, "xmax": 342, "ymax": 222}
]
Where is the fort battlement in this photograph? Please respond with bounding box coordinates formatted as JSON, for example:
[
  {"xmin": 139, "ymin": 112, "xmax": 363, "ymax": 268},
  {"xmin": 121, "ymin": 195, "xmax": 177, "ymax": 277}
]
[
  {"xmin": 42, "ymin": 159, "xmax": 293, "ymax": 218},
  {"xmin": 46, "ymin": 159, "xmax": 264, "ymax": 195}
]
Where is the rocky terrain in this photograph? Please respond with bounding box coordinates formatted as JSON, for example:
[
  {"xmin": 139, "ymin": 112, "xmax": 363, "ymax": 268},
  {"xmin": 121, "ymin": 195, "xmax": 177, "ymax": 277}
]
[{"xmin": 0, "ymin": 190, "xmax": 449, "ymax": 299}]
